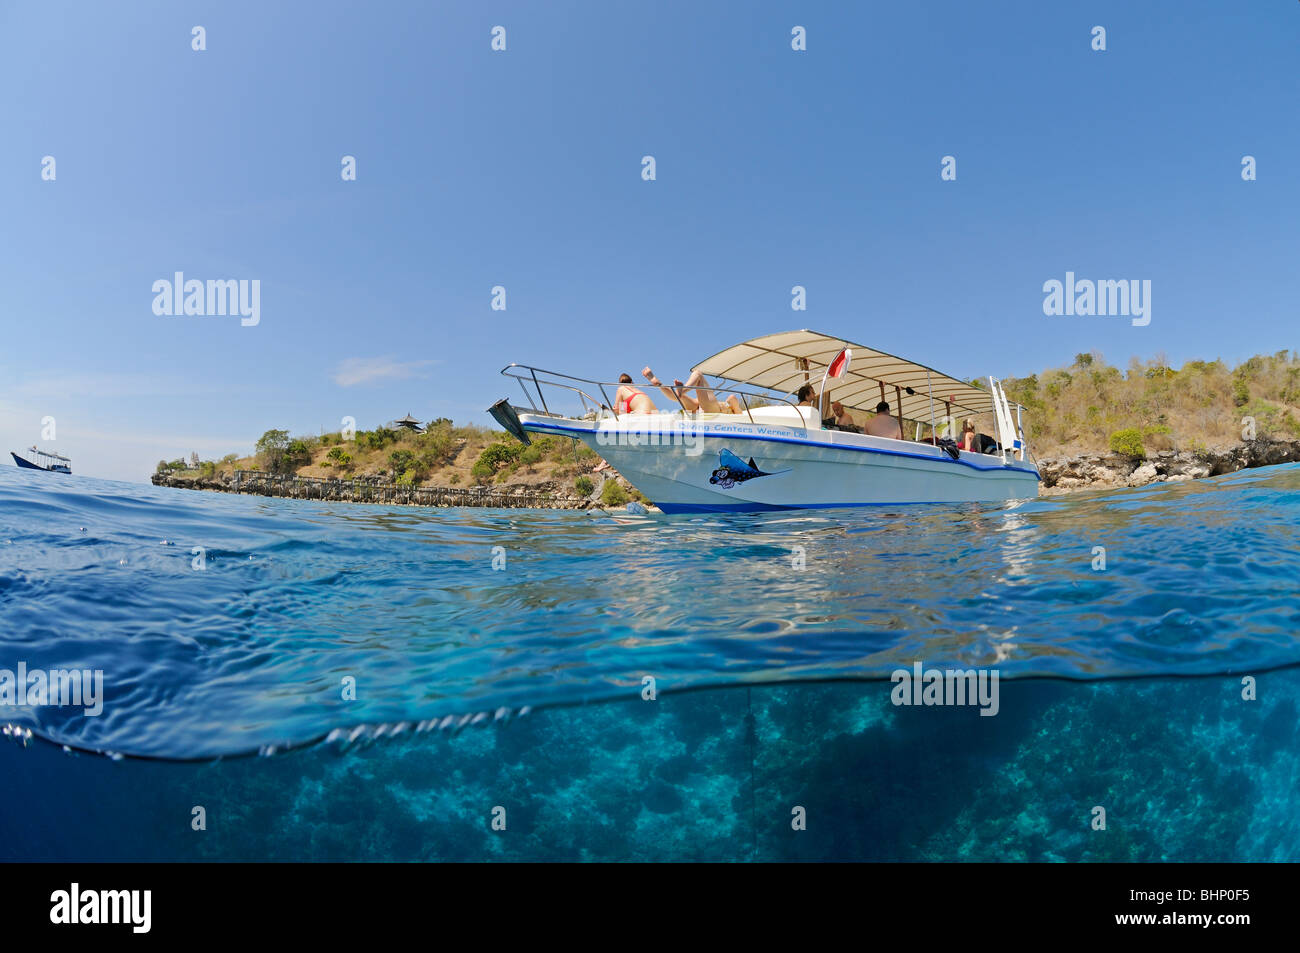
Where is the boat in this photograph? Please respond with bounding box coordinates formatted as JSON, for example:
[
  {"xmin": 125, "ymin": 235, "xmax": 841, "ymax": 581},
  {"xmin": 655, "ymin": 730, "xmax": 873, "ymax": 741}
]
[
  {"xmin": 487, "ymin": 329, "xmax": 1039, "ymax": 513},
  {"xmin": 11, "ymin": 446, "xmax": 72, "ymax": 474}
]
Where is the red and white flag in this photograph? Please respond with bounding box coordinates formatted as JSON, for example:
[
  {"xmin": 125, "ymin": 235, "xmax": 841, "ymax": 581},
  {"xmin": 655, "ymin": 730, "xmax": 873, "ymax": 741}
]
[{"xmin": 826, "ymin": 348, "xmax": 852, "ymax": 379}]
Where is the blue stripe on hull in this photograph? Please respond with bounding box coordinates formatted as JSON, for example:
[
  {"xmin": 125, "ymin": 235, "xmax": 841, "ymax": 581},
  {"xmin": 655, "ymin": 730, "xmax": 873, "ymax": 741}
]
[
  {"xmin": 654, "ymin": 498, "xmax": 997, "ymax": 514},
  {"xmin": 523, "ymin": 420, "xmax": 1040, "ymax": 479}
]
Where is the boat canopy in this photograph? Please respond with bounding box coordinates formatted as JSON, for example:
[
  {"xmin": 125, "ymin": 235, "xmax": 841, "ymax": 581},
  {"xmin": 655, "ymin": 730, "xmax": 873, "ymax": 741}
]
[{"xmin": 691, "ymin": 329, "xmax": 1005, "ymax": 421}]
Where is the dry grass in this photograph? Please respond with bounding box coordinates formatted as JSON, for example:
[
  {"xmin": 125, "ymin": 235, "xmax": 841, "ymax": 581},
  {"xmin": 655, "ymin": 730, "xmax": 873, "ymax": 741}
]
[{"xmin": 1003, "ymin": 350, "xmax": 1300, "ymax": 458}]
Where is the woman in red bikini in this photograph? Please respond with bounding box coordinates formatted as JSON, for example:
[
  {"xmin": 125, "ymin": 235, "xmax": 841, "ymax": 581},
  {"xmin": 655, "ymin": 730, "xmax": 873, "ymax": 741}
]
[
  {"xmin": 613, "ymin": 373, "xmax": 656, "ymax": 415},
  {"xmin": 593, "ymin": 374, "xmax": 657, "ymax": 473}
]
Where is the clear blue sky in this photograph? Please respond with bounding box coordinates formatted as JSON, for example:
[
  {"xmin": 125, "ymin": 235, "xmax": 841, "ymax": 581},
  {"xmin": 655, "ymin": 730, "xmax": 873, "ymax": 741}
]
[{"xmin": 2, "ymin": 1, "xmax": 1296, "ymax": 481}]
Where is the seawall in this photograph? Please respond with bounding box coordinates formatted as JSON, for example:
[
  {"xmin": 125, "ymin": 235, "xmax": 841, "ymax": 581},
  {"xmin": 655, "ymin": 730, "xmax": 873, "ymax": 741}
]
[{"xmin": 151, "ymin": 469, "xmax": 590, "ymax": 509}]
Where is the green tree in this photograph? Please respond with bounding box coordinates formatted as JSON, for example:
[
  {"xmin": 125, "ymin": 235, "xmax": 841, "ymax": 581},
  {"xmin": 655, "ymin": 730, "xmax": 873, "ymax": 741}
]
[
  {"xmin": 285, "ymin": 439, "xmax": 313, "ymax": 471},
  {"xmin": 389, "ymin": 448, "xmax": 416, "ymax": 477},
  {"xmin": 362, "ymin": 427, "xmax": 398, "ymax": 450},
  {"xmin": 473, "ymin": 442, "xmax": 523, "ymax": 483},
  {"xmin": 255, "ymin": 429, "xmax": 291, "ymax": 473}
]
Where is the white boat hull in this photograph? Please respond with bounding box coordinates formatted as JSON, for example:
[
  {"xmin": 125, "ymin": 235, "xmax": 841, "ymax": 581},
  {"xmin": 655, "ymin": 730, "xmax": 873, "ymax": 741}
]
[{"xmin": 518, "ymin": 412, "xmax": 1040, "ymax": 513}]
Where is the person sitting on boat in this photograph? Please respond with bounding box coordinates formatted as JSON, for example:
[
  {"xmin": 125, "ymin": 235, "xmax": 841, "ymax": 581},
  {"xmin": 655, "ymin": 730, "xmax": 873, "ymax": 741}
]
[
  {"xmin": 642, "ymin": 367, "xmax": 741, "ymax": 414},
  {"xmin": 796, "ymin": 384, "xmax": 833, "ymax": 427},
  {"xmin": 958, "ymin": 419, "xmax": 978, "ymax": 452},
  {"xmin": 830, "ymin": 401, "xmax": 856, "ymax": 429},
  {"xmin": 614, "ymin": 374, "xmax": 656, "ymax": 414},
  {"xmin": 864, "ymin": 401, "xmax": 903, "ymax": 439}
]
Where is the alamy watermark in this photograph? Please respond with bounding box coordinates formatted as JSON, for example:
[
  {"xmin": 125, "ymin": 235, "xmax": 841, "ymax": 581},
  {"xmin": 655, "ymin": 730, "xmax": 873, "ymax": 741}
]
[
  {"xmin": 152, "ymin": 272, "xmax": 260, "ymax": 327},
  {"xmin": 0, "ymin": 662, "xmax": 104, "ymax": 716},
  {"xmin": 595, "ymin": 414, "xmax": 705, "ymax": 455},
  {"xmin": 1042, "ymin": 271, "xmax": 1150, "ymax": 327},
  {"xmin": 890, "ymin": 661, "xmax": 1000, "ymax": 716},
  {"xmin": 50, "ymin": 884, "xmax": 150, "ymax": 933}
]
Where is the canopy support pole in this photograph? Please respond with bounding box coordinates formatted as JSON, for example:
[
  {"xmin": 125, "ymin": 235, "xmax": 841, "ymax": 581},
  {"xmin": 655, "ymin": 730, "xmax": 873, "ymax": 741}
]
[{"xmin": 927, "ymin": 371, "xmax": 936, "ymax": 444}]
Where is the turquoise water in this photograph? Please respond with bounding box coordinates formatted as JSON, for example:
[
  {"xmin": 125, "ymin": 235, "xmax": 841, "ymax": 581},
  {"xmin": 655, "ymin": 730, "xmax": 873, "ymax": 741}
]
[{"xmin": 2, "ymin": 463, "xmax": 1299, "ymax": 860}]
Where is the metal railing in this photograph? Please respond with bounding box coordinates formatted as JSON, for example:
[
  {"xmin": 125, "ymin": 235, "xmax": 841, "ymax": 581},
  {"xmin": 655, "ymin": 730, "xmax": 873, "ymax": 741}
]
[
  {"xmin": 499, "ymin": 364, "xmax": 815, "ymax": 432},
  {"xmin": 987, "ymin": 377, "xmax": 1029, "ymax": 462}
]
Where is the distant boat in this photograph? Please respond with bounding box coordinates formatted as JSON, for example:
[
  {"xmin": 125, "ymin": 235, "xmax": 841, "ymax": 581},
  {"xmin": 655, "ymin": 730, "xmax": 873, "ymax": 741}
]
[{"xmin": 11, "ymin": 446, "xmax": 72, "ymax": 474}]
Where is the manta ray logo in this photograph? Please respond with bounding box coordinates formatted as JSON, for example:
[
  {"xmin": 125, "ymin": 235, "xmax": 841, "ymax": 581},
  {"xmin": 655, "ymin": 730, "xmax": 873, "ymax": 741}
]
[{"xmin": 709, "ymin": 448, "xmax": 789, "ymax": 489}]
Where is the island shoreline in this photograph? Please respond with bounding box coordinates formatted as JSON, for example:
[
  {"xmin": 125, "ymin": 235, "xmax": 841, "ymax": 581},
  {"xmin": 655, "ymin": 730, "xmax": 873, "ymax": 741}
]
[{"xmin": 150, "ymin": 439, "xmax": 1300, "ymax": 508}]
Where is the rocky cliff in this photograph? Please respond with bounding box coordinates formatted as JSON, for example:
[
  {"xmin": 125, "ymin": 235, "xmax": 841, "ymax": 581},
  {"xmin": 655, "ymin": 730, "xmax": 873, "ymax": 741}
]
[{"xmin": 1037, "ymin": 439, "xmax": 1300, "ymax": 495}]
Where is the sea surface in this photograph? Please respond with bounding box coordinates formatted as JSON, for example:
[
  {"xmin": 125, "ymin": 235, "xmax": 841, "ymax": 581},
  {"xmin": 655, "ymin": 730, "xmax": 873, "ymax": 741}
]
[{"xmin": 2, "ymin": 463, "xmax": 1298, "ymax": 861}]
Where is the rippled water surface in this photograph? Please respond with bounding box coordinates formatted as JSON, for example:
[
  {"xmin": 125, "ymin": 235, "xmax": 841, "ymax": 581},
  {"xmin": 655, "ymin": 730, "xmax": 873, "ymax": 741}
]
[{"xmin": 2, "ymin": 463, "xmax": 1298, "ymax": 760}]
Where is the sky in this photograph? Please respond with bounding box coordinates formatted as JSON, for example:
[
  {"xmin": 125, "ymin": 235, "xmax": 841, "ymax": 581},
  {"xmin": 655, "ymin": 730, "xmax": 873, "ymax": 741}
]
[{"xmin": 1, "ymin": 1, "xmax": 1297, "ymax": 482}]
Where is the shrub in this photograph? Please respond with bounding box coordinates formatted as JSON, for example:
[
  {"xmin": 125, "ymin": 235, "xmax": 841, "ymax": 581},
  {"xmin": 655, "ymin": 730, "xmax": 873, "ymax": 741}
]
[
  {"xmin": 285, "ymin": 439, "xmax": 313, "ymax": 470},
  {"xmin": 1232, "ymin": 378, "xmax": 1250, "ymax": 407},
  {"xmin": 1109, "ymin": 428, "xmax": 1145, "ymax": 459},
  {"xmin": 574, "ymin": 475, "xmax": 594, "ymax": 497},
  {"xmin": 601, "ymin": 480, "xmax": 630, "ymax": 506},
  {"xmin": 327, "ymin": 446, "xmax": 352, "ymax": 466},
  {"xmin": 359, "ymin": 427, "xmax": 398, "ymax": 451},
  {"xmin": 476, "ymin": 442, "xmax": 523, "ymax": 474},
  {"xmin": 389, "ymin": 448, "xmax": 416, "ymax": 476}
]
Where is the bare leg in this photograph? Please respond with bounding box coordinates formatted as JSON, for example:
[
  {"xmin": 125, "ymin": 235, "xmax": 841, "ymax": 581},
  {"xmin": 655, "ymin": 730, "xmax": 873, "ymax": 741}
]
[
  {"xmin": 682, "ymin": 370, "xmax": 724, "ymax": 413},
  {"xmin": 643, "ymin": 366, "xmax": 698, "ymax": 411}
]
